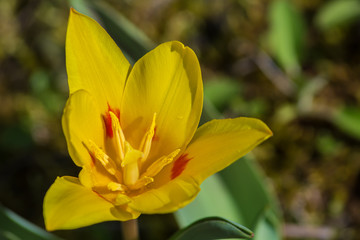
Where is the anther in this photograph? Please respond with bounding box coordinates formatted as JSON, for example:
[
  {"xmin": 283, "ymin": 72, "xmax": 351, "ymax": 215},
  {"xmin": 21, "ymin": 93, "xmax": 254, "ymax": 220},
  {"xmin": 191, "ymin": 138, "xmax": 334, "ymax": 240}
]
[
  {"xmin": 142, "ymin": 149, "xmax": 180, "ymax": 178},
  {"xmin": 107, "ymin": 182, "xmax": 127, "ymax": 192},
  {"xmin": 83, "ymin": 140, "xmax": 120, "ymax": 178},
  {"xmin": 109, "ymin": 111, "xmax": 126, "ymax": 162},
  {"xmin": 139, "ymin": 113, "xmax": 156, "ymax": 162},
  {"xmin": 128, "ymin": 176, "xmax": 154, "ymax": 190}
]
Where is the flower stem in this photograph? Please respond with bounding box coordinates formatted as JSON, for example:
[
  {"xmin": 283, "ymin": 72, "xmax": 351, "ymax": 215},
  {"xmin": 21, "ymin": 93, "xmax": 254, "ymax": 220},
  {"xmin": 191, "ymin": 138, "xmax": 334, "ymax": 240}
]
[{"xmin": 122, "ymin": 219, "xmax": 139, "ymax": 240}]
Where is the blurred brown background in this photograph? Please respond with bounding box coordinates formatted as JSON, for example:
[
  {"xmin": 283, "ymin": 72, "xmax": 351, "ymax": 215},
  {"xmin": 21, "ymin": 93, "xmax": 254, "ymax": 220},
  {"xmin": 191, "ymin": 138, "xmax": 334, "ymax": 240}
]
[{"xmin": 1, "ymin": 0, "xmax": 360, "ymax": 239}]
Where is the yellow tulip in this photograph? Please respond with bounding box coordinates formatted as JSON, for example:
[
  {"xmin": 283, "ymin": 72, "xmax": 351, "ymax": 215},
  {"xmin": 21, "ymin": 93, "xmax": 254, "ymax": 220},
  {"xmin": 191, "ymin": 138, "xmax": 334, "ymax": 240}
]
[{"xmin": 43, "ymin": 8, "xmax": 272, "ymax": 231}]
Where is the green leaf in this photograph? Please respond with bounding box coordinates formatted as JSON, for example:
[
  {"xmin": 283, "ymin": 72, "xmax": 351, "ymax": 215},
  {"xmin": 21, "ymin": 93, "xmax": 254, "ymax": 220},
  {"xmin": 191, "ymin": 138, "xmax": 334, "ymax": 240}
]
[
  {"xmin": 219, "ymin": 155, "xmax": 281, "ymax": 230},
  {"xmin": 268, "ymin": 0, "xmax": 306, "ymax": 76},
  {"xmin": 0, "ymin": 205, "xmax": 62, "ymax": 240},
  {"xmin": 175, "ymin": 174, "xmax": 243, "ymax": 227},
  {"xmin": 89, "ymin": 1, "xmax": 155, "ymax": 63},
  {"xmin": 67, "ymin": 0, "xmax": 95, "ymax": 16},
  {"xmin": 253, "ymin": 210, "xmax": 280, "ymax": 240},
  {"xmin": 175, "ymin": 156, "xmax": 282, "ymax": 240},
  {"xmin": 204, "ymin": 77, "xmax": 241, "ymax": 112},
  {"xmin": 315, "ymin": 0, "xmax": 360, "ymax": 30},
  {"xmin": 170, "ymin": 217, "xmax": 254, "ymax": 240},
  {"xmin": 67, "ymin": 0, "xmax": 154, "ymax": 64},
  {"xmin": 333, "ymin": 106, "xmax": 360, "ymax": 139}
]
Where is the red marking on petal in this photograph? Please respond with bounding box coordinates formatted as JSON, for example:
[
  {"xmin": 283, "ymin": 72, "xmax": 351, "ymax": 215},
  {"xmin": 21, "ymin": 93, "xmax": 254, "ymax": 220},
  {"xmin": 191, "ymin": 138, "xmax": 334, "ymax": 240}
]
[
  {"xmin": 171, "ymin": 153, "xmax": 192, "ymax": 179},
  {"xmin": 103, "ymin": 103, "xmax": 120, "ymax": 138},
  {"xmin": 152, "ymin": 126, "xmax": 159, "ymax": 141},
  {"xmin": 108, "ymin": 103, "xmax": 121, "ymax": 120},
  {"xmin": 103, "ymin": 111, "xmax": 113, "ymax": 138}
]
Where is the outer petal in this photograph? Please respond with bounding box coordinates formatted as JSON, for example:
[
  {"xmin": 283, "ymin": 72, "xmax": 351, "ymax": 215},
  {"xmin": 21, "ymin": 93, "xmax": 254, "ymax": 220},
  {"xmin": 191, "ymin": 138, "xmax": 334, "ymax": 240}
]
[
  {"xmin": 66, "ymin": 8, "xmax": 130, "ymax": 110},
  {"xmin": 121, "ymin": 41, "xmax": 203, "ymax": 162},
  {"xmin": 43, "ymin": 176, "xmax": 138, "ymax": 231},
  {"xmin": 128, "ymin": 176, "xmax": 200, "ymax": 214},
  {"xmin": 62, "ymin": 90, "xmax": 104, "ymax": 167},
  {"xmin": 174, "ymin": 117, "xmax": 273, "ymax": 182},
  {"xmin": 128, "ymin": 118, "xmax": 271, "ymax": 213}
]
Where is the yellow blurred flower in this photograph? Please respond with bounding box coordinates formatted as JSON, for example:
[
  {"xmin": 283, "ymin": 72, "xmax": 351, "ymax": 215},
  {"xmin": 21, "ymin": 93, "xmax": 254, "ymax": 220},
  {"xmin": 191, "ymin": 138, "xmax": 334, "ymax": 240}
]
[{"xmin": 43, "ymin": 8, "xmax": 272, "ymax": 231}]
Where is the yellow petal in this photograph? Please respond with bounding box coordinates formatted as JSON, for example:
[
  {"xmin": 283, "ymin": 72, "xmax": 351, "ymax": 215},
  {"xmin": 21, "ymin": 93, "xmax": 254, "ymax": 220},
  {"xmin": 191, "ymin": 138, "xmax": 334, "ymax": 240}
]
[
  {"xmin": 43, "ymin": 176, "xmax": 139, "ymax": 231},
  {"xmin": 62, "ymin": 90, "xmax": 103, "ymax": 167},
  {"xmin": 121, "ymin": 41, "xmax": 203, "ymax": 162},
  {"xmin": 128, "ymin": 176, "xmax": 200, "ymax": 214},
  {"xmin": 66, "ymin": 8, "xmax": 130, "ymax": 110},
  {"xmin": 172, "ymin": 117, "xmax": 273, "ymax": 182}
]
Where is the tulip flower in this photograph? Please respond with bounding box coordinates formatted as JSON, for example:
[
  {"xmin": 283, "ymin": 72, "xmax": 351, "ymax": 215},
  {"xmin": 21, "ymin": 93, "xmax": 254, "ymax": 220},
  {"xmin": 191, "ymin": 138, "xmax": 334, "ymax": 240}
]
[{"xmin": 43, "ymin": 8, "xmax": 272, "ymax": 231}]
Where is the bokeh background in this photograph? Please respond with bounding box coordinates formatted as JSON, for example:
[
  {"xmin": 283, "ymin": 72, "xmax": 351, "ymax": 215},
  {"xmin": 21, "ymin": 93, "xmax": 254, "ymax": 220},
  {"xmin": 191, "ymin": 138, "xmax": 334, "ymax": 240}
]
[{"xmin": 1, "ymin": 0, "xmax": 360, "ymax": 239}]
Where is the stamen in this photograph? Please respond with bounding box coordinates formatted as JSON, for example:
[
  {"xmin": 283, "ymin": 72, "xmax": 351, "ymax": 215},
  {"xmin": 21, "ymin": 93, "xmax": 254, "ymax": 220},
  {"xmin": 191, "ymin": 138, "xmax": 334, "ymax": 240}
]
[
  {"xmin": 83, "ymin": 140, "xmax": 119, "ymax": 178},
  {"xmin": 139, "ymin": 113, "xmax": 156, "ymax": 162},
  {"xmin": 128, "ymin": 176, "xmax": 154, "ymax": 190},
  {"xmin": 142, "ymin": 149, "xmax": 180, "ymax": 178},
  {"xmin": 107, "ymin": 182, "xmax": 127, "ymax": 192},
  {"xmin": 109, "ymin": 111, "xmax": 126, "ymax": 162}
]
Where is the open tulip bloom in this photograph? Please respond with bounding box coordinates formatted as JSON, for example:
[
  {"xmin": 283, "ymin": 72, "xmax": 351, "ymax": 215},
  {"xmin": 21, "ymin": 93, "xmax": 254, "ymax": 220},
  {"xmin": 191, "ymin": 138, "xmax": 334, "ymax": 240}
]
[{"xmin": 43, "ymin": 8, "xmax": 273, "ymax": 231}]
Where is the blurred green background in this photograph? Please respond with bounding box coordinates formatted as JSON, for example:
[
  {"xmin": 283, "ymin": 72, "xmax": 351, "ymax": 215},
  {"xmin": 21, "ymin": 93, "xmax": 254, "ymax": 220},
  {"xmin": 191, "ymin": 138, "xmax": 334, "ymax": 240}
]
[{"xmin": 1, "ymin": 0, "xmax": 360, "ymax": 239}]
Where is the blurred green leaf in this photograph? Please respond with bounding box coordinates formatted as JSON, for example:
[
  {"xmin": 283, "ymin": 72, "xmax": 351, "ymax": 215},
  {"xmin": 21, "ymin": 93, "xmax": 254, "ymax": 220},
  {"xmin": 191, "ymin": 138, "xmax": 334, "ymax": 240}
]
[
  {"xmin": 0, "ymin": 126, "xmax": 33, "ymax": 152},
  {"xmin": 268, "ymin": 0, "xmax": 306, "ymax": 76},
  {"xmin": 175, "ymin": 156, "xmax": 282, "ymax": 240},
  {"xmin": 67, "ymin": 0, "xmax": 95, "ymax": 16},
  {"xmin": 170, "ymin": 217, "xmax": 254, "ymax": 240},
  {"xmin": 315, "ymin": 0, "xmax": 360, "ymax": 30},
  {"xmin": 29, "ymin": 70, "xmax": 65, "ymax": 114},
  {"xmin": 253, "ymin": 210, "xmax": 280, "ymax": 240},
  {"xmin": 204, "ymin": 77, "xmax": 241, "ymax": 112},
  {"xmin": 231, "ymin": 98, "xmax": 268, "ymax": 118},
  {"xmin": 297, "ymin": 76, "xmax": 327, "ymax": 113},
  {"xmin": 67, "ymin": 1, "xmax": 154, "ymax": 63},
  {"xmin": 90, "ymin": 1, "xmax": 154, "ymax": 63},
  {"xmin": 175, "ymin": 174, "xmax": 243, "ymax": 227},
  {"xmin": 219, "ymin": 155, "xmax": 281, "ymax": 231},
  {"xmin": 316, "ymin": 132, "xmax": 342, "ymax": 157},
  {"xmin": 0, "ymin": 205, "xmax": 62, "ymax": 240},
  {"xmin": 333, "ymin": 106, "xmax": 360, "ymax": 139},
  {"xmin": 30, "ymin": 70, "xmax": 50, "ymax": 94},
  {"xmin": 272, "ymin": 104, "xmax": 297, "ymax": 128}
]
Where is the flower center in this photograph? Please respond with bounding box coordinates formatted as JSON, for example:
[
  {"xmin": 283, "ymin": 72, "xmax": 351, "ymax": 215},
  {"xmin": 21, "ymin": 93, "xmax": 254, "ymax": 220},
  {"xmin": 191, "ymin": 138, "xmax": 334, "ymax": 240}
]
[{"xmin": 83, "ymin": 108, "xmax": 180, "ymax": 197}]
